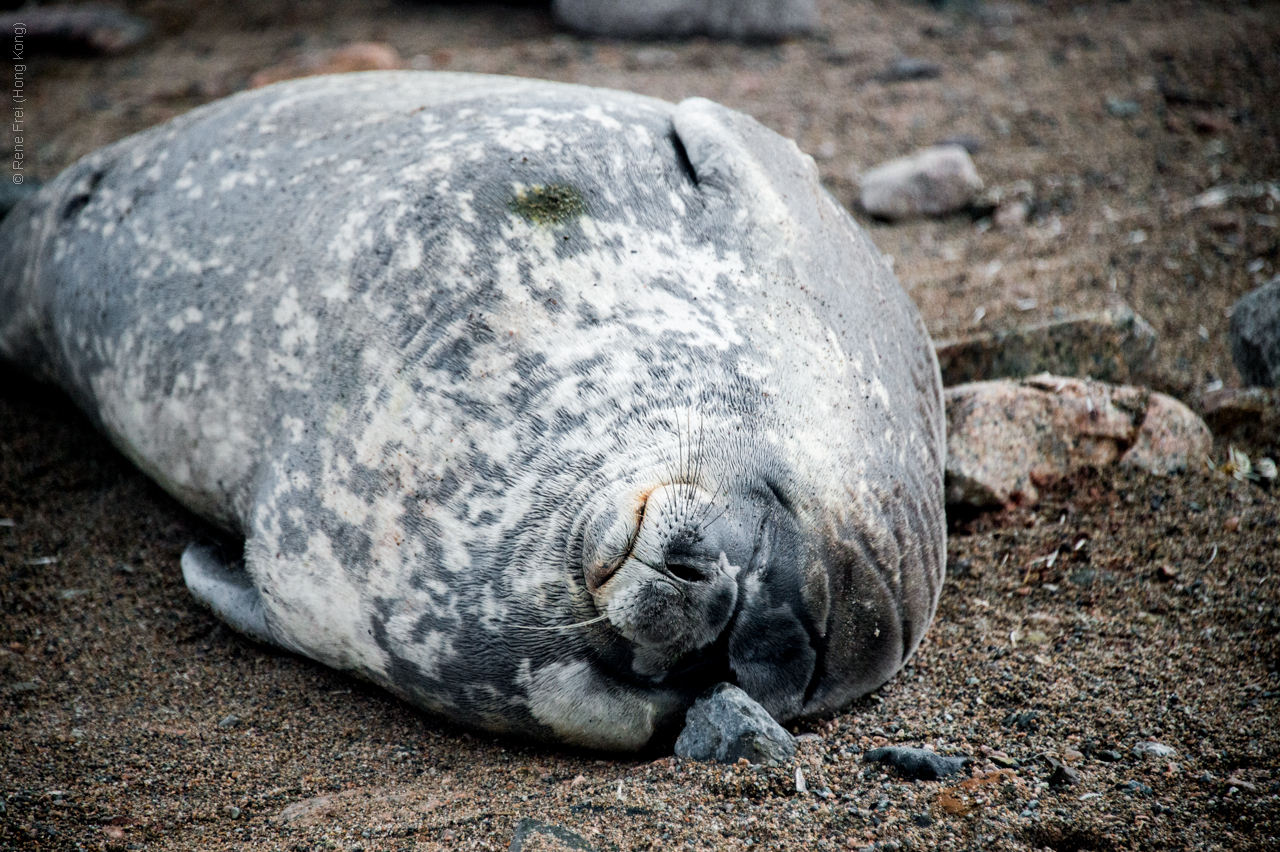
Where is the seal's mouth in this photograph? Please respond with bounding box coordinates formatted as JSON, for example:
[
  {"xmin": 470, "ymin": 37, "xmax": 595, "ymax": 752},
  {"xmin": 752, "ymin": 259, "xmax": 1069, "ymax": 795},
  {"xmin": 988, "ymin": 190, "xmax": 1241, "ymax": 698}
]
[{"xmin": 583, "ymin": 480, "xmax": 823, "ymax": 722}]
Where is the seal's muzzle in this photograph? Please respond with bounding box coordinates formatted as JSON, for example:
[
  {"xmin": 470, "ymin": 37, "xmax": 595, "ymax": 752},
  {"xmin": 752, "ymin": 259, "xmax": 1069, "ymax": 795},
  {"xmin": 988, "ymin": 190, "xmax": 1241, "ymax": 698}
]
[{"xmin": 585, "ymin": 481, "xmax": 818, "ymax": 719}]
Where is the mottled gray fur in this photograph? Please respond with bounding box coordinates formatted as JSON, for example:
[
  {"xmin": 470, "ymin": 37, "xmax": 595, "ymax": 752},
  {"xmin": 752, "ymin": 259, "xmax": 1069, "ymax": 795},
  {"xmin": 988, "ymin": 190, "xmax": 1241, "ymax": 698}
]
[{"xmin": 0, "ymin": 72, "xmax": 944, "ymax": 750}]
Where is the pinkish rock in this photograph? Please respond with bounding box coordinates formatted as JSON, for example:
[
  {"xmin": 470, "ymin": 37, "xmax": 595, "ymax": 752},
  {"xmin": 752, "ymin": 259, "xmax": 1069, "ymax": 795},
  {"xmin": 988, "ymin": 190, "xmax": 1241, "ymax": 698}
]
[
  {"xmin": 945, "ymin": 375, "xmax": 1211, "ymax": 509},
  {"xmin": 249, "ymin": 43, "xmax": 403, "ymax": 90}
]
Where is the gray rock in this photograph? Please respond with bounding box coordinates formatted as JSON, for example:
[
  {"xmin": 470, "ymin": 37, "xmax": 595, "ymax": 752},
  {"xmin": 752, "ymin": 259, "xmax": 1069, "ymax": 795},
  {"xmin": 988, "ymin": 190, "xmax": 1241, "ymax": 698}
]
[
  {"xmin": 509, "ymin": 818, "xmax": 594, "ymax": 852},
  {"xmin": 1106, "ymin": 97, "xmax": 1140, "ymax": 118},
  {"xmin": 877, "ymin": 57, "xmax": 942, "ymax": 83},
  {"xmin": 1230, "ymin": 279, "xmax": 1280, "ymax": 387},
  {"xmin": 1200, "ymin": 387, "xmax": 1280, "ymax": 451},
  {"xmin": 1132, "ymin": 741, "xmax": 1177, "ymax": 759},
  {"xmin": 933, "ymin": 303, "xmax": 1157, "ymax": 387},
  {"xmin": 864, "ymin": 746, "xmax": 972, "ymax": 781},
  {"xmin": 1045, "ymin": 756, "xmax": 1082, "ymax": 787},
  {"xmin": 217, "ymin": 714, "xmax": 239, "ymax": 729},
  {"xmin": 552, "ymin": 0, "xmax": 818, "ymax": 41},
  {"xmin": 674, "ymin": 682, "xmax": 796, "ymax": 766},
  {"xmin": 859, "ymin": 145, "xmax": 982, "ymax": 220}
]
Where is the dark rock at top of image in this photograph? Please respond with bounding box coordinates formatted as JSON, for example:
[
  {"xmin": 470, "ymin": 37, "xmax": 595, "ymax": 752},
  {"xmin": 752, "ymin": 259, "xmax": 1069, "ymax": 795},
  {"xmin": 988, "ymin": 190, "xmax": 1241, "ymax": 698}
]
[
  {"xmin": 864, "ymin": 746, "xmax": 973, "ymax": 781},
  {"xmin": 674, "ymin": 683, "xmax": 796, "ymax": 767},
  {"xmin": 2, "ymin": 5, "xmax": 149, "ymax": 54},
  {"xmin": 1230, "ymin": 279, "xmax": 1280, "ymax": 388},
  {"xmin": 552, "ymin": 0, "xmax": 818, "ymax": 41}
]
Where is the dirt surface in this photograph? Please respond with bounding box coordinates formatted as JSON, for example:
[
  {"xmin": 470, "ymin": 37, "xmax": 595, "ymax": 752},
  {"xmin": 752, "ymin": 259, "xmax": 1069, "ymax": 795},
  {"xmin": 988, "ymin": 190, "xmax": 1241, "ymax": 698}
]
[{"xmin": 2, "ymin": 2, "xmax": 1279, "ymax": 850}]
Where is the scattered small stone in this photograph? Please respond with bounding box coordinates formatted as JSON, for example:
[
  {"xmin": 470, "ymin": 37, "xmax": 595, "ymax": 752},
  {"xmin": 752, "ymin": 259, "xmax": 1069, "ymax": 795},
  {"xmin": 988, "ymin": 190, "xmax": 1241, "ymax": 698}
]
[
  {"xmin": 864, "ymin": 746, "xmax": 973, "ymax": 781},
  {"xmin": 933, "ymin": 303, "xmax": 1157, "ymax": 387},
  {"xmin": 217, "ymin": 714, "xmax": 240, "ymax": 729},
  {"xmin": 1133, "ymin": 741, "xmax": 1177, "ymax": 759},
  {"xmin": 990, "ymin": 754, "xmax": 1020, "ymax": 769},
  {"xmin": 994, "ymin": 198, "xmax": 1029, "ymax": 229},
  {"xmin": 1106, "ymin": 96, "xmax": 1140, "ymax": 118},
  {"xmin": 913, "ymin": 813, "xmax": 934, "ymax": 827},
  {"xmin": 249, "ymin": 42, "xmax": 403, "ymax": 89},
  {"xmin": 1117, "ymin": 779, "xmax": 1155, "ymax": 796},
  {"xmin": 225, "ymin": 805, "xmax": 241, "ymax": 819},
  {"xmin": 1230, "ymin": 279, "xmax": 1280, "ymax": 387},
  {"xmin": 1003, "ymin": 710, "xmax": 1042, "ymax": 732},
  {"xmin": 7, "ymin": 681, "xmax": 37, "ymax": 695},
  {"xmin": 794, "ymin": 765, "xmax": 808, "ymax": 794},
  {"xmin": 1096, "ymin": 749, "xmax": 1124, "ymax": 762},
  {"xmin": 1, "ymin": 5, "xmax": 149, "ymax": 54},
  {"xmin": 625, "ymin": 47, "xmax": 679, "ymax": 71},
  {"xmin": 859, "ymin": 145, "xmax": 983, "ymax": 220},
  {"xmin": 551, "ymin": 0, "xmax": 818, "ymax": 41},
  {"xmin": 1045, "ymin": 756, "xmax": 1082, "ymax": 787},
  {"xmin": 945, "ymin": 375, "xmax": 1212, "ymax": 509},
  {"xmin": 673, "ymin": 683, "xmax": 796, "ymax": 767},
  {"xmin": 877, "ymin": 57, "xmax": 942, "ymax": 83},
  {"xmin": 508, "ymin": 817, "xmax": 595, "ymax": 852},
  {"xmin": 1191, "ymin": 111, "xmax": 1232, "ymax": 135}
]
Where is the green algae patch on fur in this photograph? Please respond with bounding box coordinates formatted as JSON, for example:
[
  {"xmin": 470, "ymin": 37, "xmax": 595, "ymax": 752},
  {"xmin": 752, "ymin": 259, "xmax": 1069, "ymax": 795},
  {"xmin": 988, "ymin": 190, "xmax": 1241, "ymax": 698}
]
[{"xmin": 509, "ymin": 184, "xmax": 586, "ymax": 226}]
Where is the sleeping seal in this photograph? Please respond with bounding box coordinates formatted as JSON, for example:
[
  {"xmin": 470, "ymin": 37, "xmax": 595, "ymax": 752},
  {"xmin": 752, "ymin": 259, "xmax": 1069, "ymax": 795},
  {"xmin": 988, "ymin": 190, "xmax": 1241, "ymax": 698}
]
[{"xmin": 0, "ymin": 72, "xmax": 945, "ymax": 750}]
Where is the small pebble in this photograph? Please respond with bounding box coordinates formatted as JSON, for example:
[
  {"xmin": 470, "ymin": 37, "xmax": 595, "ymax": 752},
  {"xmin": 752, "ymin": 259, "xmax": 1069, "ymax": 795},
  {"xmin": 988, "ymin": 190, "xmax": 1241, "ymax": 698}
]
[
  {"xmin": 1133, "ymin": 741, "xmax": 1177, "ymax": 758},
  {"xmin": 218, "ymin": 714, "xmax": 240, "ymax": 729},
  {"xmin": 864, "ymin": 746, "xmax": 973, "ymax": 781}
]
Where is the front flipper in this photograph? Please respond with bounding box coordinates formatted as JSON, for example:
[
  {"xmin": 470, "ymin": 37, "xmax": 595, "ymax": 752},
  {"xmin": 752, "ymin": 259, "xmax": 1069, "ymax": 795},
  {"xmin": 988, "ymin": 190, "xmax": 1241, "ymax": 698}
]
[{"xmin": 182, "ymin": 542, "xmax": 292, "ymax": 652}]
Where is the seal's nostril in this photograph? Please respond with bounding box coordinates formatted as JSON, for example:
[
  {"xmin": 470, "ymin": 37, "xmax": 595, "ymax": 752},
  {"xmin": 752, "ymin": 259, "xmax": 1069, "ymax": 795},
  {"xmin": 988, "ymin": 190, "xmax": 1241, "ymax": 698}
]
[{"xmin": 666, "ymin": 562, "xmax": 708, "ymax": 583}]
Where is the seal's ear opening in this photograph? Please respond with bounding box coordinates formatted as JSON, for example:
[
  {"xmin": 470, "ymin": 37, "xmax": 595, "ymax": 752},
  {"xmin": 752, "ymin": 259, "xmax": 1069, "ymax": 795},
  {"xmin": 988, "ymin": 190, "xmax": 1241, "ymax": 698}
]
[{"xmin": 670, "ymin": 96, "xmax": 822, "ymax": 228}]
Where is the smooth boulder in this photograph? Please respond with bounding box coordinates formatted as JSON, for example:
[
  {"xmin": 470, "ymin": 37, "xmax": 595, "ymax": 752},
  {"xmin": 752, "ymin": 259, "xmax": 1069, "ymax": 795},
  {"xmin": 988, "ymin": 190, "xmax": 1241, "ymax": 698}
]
[{"xmin": 859, "ymin": 144, "xmax": 982, "ymax": 220}]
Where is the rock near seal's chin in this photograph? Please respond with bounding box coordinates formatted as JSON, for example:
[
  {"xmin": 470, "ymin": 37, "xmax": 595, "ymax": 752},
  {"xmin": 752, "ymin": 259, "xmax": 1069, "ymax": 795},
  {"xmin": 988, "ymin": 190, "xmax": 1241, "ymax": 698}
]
[{"xmin": 0, "ymin": 72, "xmax": 946, "ymax": 749}]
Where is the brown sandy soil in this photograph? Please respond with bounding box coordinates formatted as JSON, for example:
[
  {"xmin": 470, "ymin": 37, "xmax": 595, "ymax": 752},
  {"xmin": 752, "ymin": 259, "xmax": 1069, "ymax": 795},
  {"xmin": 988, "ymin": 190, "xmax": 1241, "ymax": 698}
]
[{"xmin": 2, "ymin": 1, "xmax": 1279, "ymax": 850}]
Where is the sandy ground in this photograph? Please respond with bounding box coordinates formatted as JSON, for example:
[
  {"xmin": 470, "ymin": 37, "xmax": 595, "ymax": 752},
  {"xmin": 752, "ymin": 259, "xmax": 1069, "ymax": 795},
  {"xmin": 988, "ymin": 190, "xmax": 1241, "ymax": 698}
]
[{"xmin": 2, "ymin": 1, "xmax": 1279, "ymax": 850}]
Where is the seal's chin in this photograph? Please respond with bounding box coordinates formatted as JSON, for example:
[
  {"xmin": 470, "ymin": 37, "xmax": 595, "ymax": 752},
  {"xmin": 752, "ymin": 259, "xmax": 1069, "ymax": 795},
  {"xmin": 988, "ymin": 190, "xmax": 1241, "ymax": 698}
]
[{"xmin": 583, "ymin": 481, "xmax": 821, "ymax": 719}]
